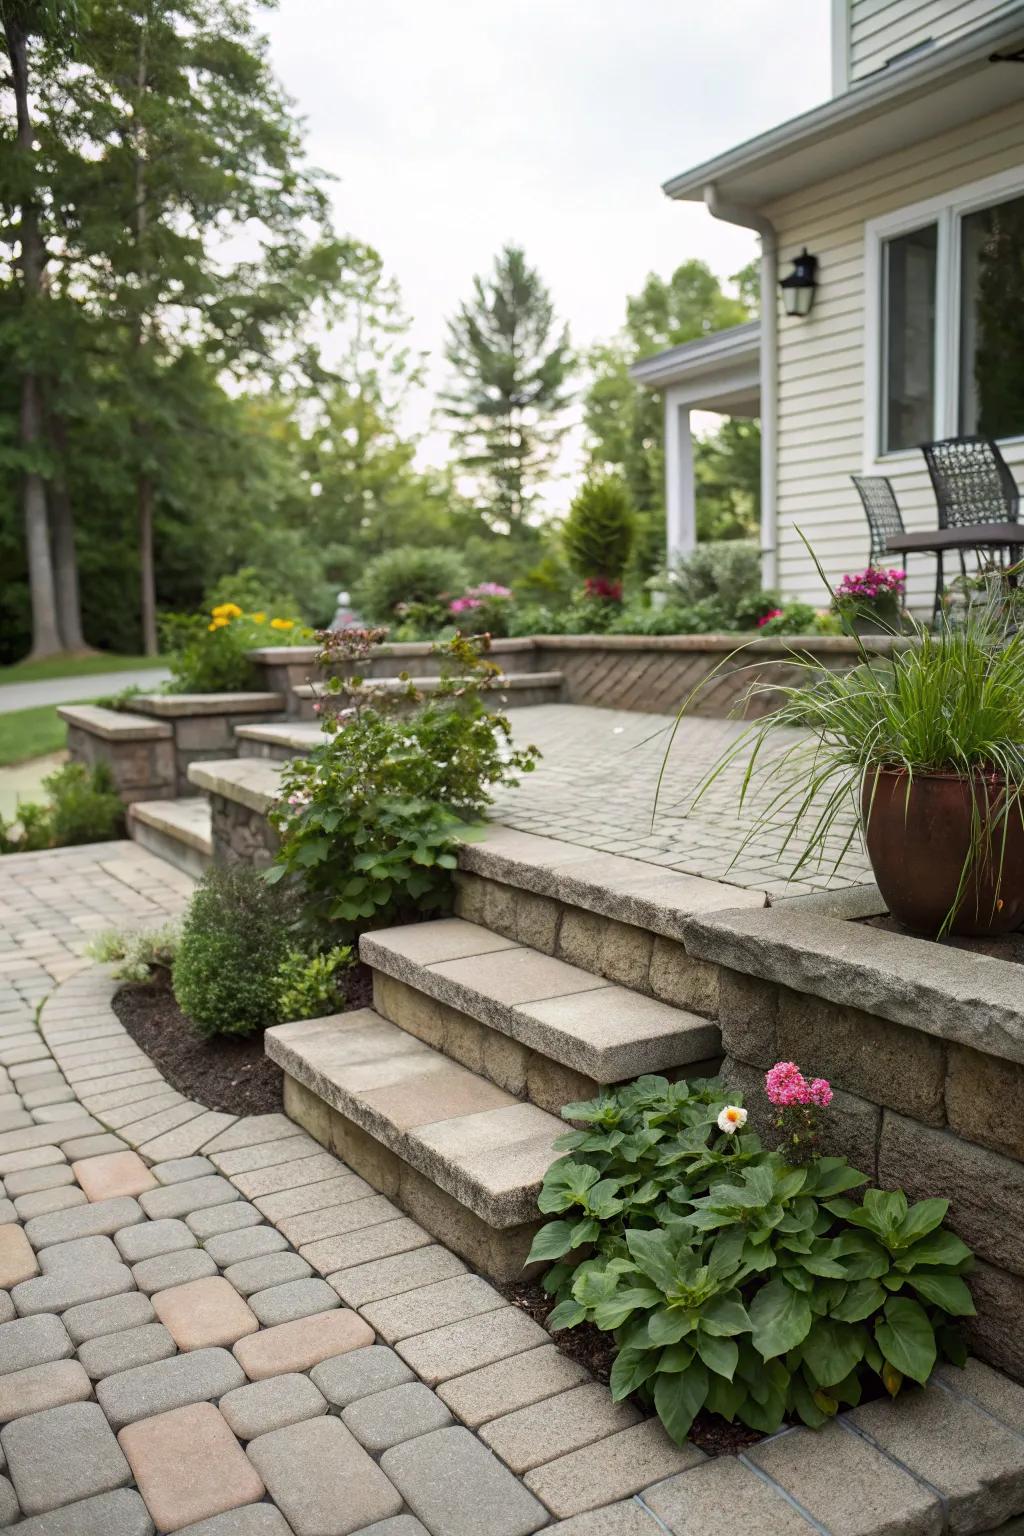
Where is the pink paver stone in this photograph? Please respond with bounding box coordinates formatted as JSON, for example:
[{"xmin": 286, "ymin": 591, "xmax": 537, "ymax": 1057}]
[
  {"xmin": 153, "ymin": 1276, "xmax": 259, "ymax": 1351},
  {"xmin": 0, "ymin": 1223, "xmax": 39, "ymax": 1287},
  {"xmin": 233, "ymin": 1308, "xmax": 374, "ymax": 1381},
  {"xmin": 73, "ymin": 1151, "xmax": 157, "ymax": 1201},
  {"xmin": 118, "ymin": 1401, "xmax": 265, "ymax": 1532}
]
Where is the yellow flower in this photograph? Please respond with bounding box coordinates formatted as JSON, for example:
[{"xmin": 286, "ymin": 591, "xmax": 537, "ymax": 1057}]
[
  {"xmin": 270, "ymin": 617, "xmax": 294, "ymax": 630},
  {"xmin": 211, "ymin": 602, "xmax": 242, "ymax": 619},
  {"xmin": 251, "ymin": 612, "xmax": 266, "ymax": 624},
  {"xmin": 208, "ymin": 616, "xmax": 230, "ymax": 631}
]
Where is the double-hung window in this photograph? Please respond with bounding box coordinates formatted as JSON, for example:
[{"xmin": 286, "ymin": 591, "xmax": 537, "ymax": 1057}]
[{"xmin": 868, "ymin": 171, "xmax": 1024, "ymax": 458}]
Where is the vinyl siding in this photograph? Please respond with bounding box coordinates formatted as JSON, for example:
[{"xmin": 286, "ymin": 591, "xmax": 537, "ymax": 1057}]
[
  {"xmin": 765, "ymin": 100, "xmax": 1024, "ymax": 612},
  {"xmin": 847, "ymin": 0, "xmax": 1019, "ymax": 83}
]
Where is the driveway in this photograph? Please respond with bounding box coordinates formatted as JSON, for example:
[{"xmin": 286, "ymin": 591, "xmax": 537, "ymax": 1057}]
[{"xmin": 0, "ymin": 668, "xmax": 170, "ymax": 714}]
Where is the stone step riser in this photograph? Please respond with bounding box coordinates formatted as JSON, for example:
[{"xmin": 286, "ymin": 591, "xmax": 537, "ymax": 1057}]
[
  {"xmin": 127, "ymin": 819, "xmax": 211, "ymax": 881},
  {"xmin": 236, "ymin": 737, "xmax": 302, "ymax": 763}
]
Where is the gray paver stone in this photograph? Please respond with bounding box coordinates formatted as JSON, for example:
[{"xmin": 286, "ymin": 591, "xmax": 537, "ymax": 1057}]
[
  {"xmin": 545, "ymin": 1503, "xmax": 666, "ymax": 1534},
  {"xmin": 132, "ymin": 1246, "xmax": 217, "ymax": 1294},
  {"xmin": 60, "ymin": 1132, "xmax": 129, "ymax": 1160},
  {"xmin": 0, "ymin": 1313, "xmax": 73, "ymax": 1374},
  {"xmin": 1, "ymin": 1400, "xmax": 132, "ymax": 1515},
  {"xmin": 63, "ymin": 1290, "xmax": 155, "ymax": 1345},
  {"xmin": 25, "ymin": 1194, "xmax": 143, "ymax": 1248},
  {"xmin": 13, "ymin": 1185, "xmax": 87, "ymax": 1218},
  {"xmin": 78, "ymin": 1322, "xmax": 177, "ymax": 1381},
  {"xmin": 11, "ymin": 1487, "xmax": 154, "ymax": 1536},
  {"xmin": 302, "ymin": 1216, "xmax": 431, "ymax": 1276},
  {"xmin": 233, "ymin": 1153, "xmax": 348, "ymax": 1199},
  {"xmin": 224, "ymin": 1250, "xmax": 312, "ymax": 1297},
  {"xmin": 211, "ymin": 1135, "xmax": 320, "ymax": 1176},
  {"xmin": 38, "ymin": 1233, "xmax": 121, "ymax": 1272},
  {"xmin": 247, "ymin": 1414, "xmax": 404, "ymax": 1536},
  {"xmin": 115, "ymin": 1217, "xmax": 197, "ymax": 1263},
  {"xmin": 330, "ymin": 1243, "xmax": 467, "ymax": 1308},
  {"xmin": 203, "ymin": 1224, "xmax": 288, "ymax": 1267},
  {"xmin": 355, "ymin": 1521, "xmax": 429, "ymax": 1536},
  {"xmin": 362, "ymin": 1274, "xmax": 507, "ymax": 1344},
  {"xmin": 480, "ymin": 1383, "xmax": 641, "ymax": 1474},
  {"xmin": 0, "ymin": 1147, "xmax": 66, "ymax": 1177},
  {"xmin": 219, "ymin": 1371, "xmax": 327, "ymax": 1441},
  {"xmin": 437, "ymin": 1345, "xmax": 590, "ymax": 1428},
  {"xmin": 523, "ymin": 1421, "xmax": 704, "ymax": 1520},
  {"xmin": 139, "ymin": 1175, "xmax": 239, "ymax": 1220},
  {"xmin": 311, "ymin": 1345, "xmax": 415, "ymax": 1406},
  {"xmin": 248, "ymin": 1278, "xmax": 339, "ymax": 1327},
  {"xmin": 254, "ymin": 1174, "xmax": 373, "ymax": 1223},
  {"xmin": 644, "ymin": 1456, "xmax": 819, "ymax": 1535},
  {"xmin": 342, "ymin": 1381, "xmax": 453, "ymax": 1453},
  {"xmin": 395, "ymin": 1306, "xmax": 549, "ymax": 1386},
  {"xmin": 937, "ymin": 1358, "xmax": 1024, "ymax": 1433},
  {"xmin": 95, "ymin": 1345, "xmax": 246, "ymax": 1430},
  {"xmin": 12, "ymin": 1260, "xmax": 135, "ymax": 1316},
  {"xmin": 175, "ymin": 1508, "xmax": 294, "ymax": 1536},
  {"xmin": 0, "ymin": 1473, "xmax": 16, "ymax": 1526},
  {"xmin": 0, "ymin": 1357, "xmax": 92, "ymax": 1421},
  {"xmin": 0, "ymin": 1292, "xmax": 13, "ymax": 1325},
  {"xmin": 0, "ymin": 1200, "xmax": 15, "ymax": 1223},
  {"xmin": 151, "ymin": 1155, "xmax": 216, "ymax": 1184},
  {"xmin": 381, "ymin": 1425, "xmax": 548, "ymax": 1536},
  {"xmin": 200, "ymin": 1114, "xmax": 298, "ymax": 1155},
  {"xmin": 187, "ymin": 1201, "xmax": 264, "ymax": 1240}
]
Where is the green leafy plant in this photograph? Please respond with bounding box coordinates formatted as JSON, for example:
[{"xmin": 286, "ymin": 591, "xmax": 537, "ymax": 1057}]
[
  {"xmin": 0, "ymin": 762, "xmax": 124, "ymax": 855},
  {"xmin": 162, "ymin": 601, "xmax": 309, "ymax": 694},
  {"xmin": 269, "ymin": 634, "xmax": 539, "ymax": 934},
  {"xmin": 274, "ymin": 943, "xmax": 354, "ymax": 1022},
  {"xmin": 657, "ymin": 541, "xmax": 766, "ymax": 628},
  {"xmin": 173, "ymin": 865, "xmax": 295, "ymax": 1037},
  {"xmin": 354, "ymin": 546, "xmax": 470, "ymax": 626},
  {"xmin": 86, "ymin": 923, "xmax": 180, "ymax": 982},
  {"xmin": 530, "ymin": 1073, "xmax": 974, "ymax": 1445},
  {"xmin": 563, "ymin": 476, "xmax": 636, "ymax": 597}
]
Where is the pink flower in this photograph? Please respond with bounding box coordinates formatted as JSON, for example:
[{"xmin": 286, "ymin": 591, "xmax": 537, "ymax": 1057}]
[
  {"xmin": 449, "ymin": 596, "xmax": 482, "ymax": 614},
  {"xmin": 757, "ymin": 609, "xmax": 784, "ymax": 627},
  {"xmin": 764, "ymin": 1060, "xmax": 833, "ymax": 1109},
  {"xmin": 313, "ymin": 702, "xmax": 322, "ymax": 714},
  {"xmin": 808, "ymin": 1078, "xmax": 833, "ymax": 1107}
]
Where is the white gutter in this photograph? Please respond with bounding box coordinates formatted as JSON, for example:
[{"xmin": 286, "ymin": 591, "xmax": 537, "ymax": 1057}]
[{"xmin": 704, "ymin": 183, "xmax": 778, "ymax": 590}]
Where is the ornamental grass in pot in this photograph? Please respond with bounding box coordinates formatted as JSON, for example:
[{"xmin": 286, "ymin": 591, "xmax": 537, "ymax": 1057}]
[{"xmin": 669, "ymin": 571, "xmax": 1024, "ymax": 937}]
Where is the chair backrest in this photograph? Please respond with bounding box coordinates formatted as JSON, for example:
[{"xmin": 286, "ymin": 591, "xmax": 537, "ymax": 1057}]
[
  {"xmin": 920, "ymin": 435, "xmax": 1020, "ymax": 527},
  {"xmin": 851, "ymin": 475, "xmax": 904, "ymax": 564}
]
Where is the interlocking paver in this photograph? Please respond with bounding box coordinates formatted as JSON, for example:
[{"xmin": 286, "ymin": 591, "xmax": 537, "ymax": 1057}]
[
  {"xmin": 0, "ymin": 1357, "xmax": 92, "ymax": 1421},
  {"xmin": 480, "ymin": 1384, "xmax": 642, "ymax": 1474},
  {"xmin": 119, "ymin": 1401, "xmax": 265, "ymax": 1532},
  {"xmin": 396, "ymin": 1307, "xmax": 549, "ymax": 1387},
  {"xmin": 0, "ymin": 1224, "xmax": 38, "ymax": 1287},
  {"xmin": 203, "ymin": 1225, "xmax": 288, "ymax": 1267},
  {"xmin": 644, "ymin": 1455, "xmax": 819, "ymax": 1536},
  {"xmin": 73, "ymin": 1150, "xmax": 157, "ymax": 1200},
  {"xmin": 13, "ymin": 1184, "xmax": 87, "ymax": 1217},
  {"xmin": 0, "ymin": 1312, "xmax": 73, "ymax": 1374},
  {"xmin": 1, "ymin": 1400, "xmax": 132, "ymax": 1515},
  {"xmin": 0, "ymin": 1474, "xmax": 17, "ymax": 1525},
  {"xmin": 311, "ymin": 1345, "xmax": 415, "ymax": 1406},
  {"xmin": 4, "ymin": 1162, "xmax": 74, "ymax": 1197},
  {"xmin": 247, "ymin": 1278, "xmax": 339, "ymax": 1327},
  {"xmin": 330, "ymin": 1243, "xmax": 467, "ymax": 1308},
  {"xmin": 25, "ymin": 1194, "xmax": 144, "ymax": 1248},
  {"xmin": 37, "ymin": 1233, "xmax": 121, "ymax": 1273},
  {"xmin": 233, "ymin": 1152, "xmax": 344, "ymax": 1199},
  {"xmin": 438, "ymin": 1345, "xmax": 592, "ymax": 1427},
  {"xmin": 11, "ymin": 1487, "xmax": 154, "ymax": 1536},
  {"xmin": 219, "ymin": 1372, "xmax": 327, "ymax": 1441},
  {"xmin": 79, "ymin": 1322, "xmax": 177, "ymax": 1380},
  {"xmin": 362, "ymin": 1273, "xmax": 507, "ymax": 1344},
  {"xmin": 200, "ymin": 1115, "xmax": 298, "ymax": 1156},
  {"xmin": 523, "ymin": 1420, "xmax": 703, "ymax": 1519},
  {"xmin": 278, "ymin": 1194, "xmax": 400, "ymax": 1249},
  {"xmin": 223, "ymin": 1251, "xmax": 312, "ymax": 1297},
  {"xmin": 115, "ymin": 1217, "xmax": 197, "ymax": 1263},
  {"xmin": 175, "ymin": 1508, "xmax": 294, "ymax": 1536},
  {"xmin": 96, "ymin": 1346, "xmax": 247, "ymax": 1430},
  {"xmin": 381, "ymin": 1425, "xmax": 548, "ymax": 1536},
  {"xmin": 342, "ymin": 1381, "xmax": 453, "ymax": 1453},
  {"xmin": 12, "ymin": 1261, "xmax": 135, "ymax": 1317},
  {"xmin": 0, "ymin": 1290, "xmax": 13, "ymax": 1325},
  {"xmin": 151, "ymin": 1156, "xmax": 216, "ymax": 1185},
  {"xmin": 60, "ymin": 1132, "xmax": 128, "ymax": 1161},
  {"xmin": 303, "ymin": 1217, "xmax": 433, "ymax": 1277},
  {"xmin": 234, "ymin": 1308, "xmax": 374, "ymax": 1381},
  {"xmin": 140, "ymin": 1175, "xmax": 239, "ymax": 1221},
  {"xmin": 211, "ymin": 1135, "xmax": 320, "ymax": 1176},
  {"xmin": 154, "ymin": 1276, "xmax": 259, "ymax": 1351},
  {"xmin": 0, "ymin": 1145, "xmax": 66, "ymax": 1177},
  {"xmin": 188, "ymin": 1202, "xmax": 264, "ymax": 1240},
  {"xmin": 543, "ymin": 1502, "xmax": 666, "ymax": 1533},
  {"xmin": 139, "ymin": 1112, "xmax": 236, "ymax": 1161},
  {"xmin": 254, "ymin": 1174, "xmax": 373, "ymax": 1222},
  {"xmin": 133, "ymin": 1247, "xmax": 218, "ymax": 1295},
  {"xmin": 247, "ymin": 1415, "xmax": 404, "ymax": 1536},
  {"xmin": 63, "ymin": 1290, "xmax": 156, "ymax": 1345}
]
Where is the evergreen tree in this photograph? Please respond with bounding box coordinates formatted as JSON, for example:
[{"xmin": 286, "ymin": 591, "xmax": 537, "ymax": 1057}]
[{"xmin": 440, "ymin": 243, "xmax": 573, "ymax": 533}]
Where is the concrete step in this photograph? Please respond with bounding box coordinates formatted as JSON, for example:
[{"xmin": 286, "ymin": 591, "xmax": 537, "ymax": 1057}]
[
  {"xmin": 127, "ymin": 797, "xmax": 212, "ymax": 880},
  {"xmin": 266, "ymin": 1007, "xmax": 561, "ymax": 1277},
  {"xmin": 235, "ymin": 721, "xmax": 329, "ymax": 761},
  {"xmin": 292, "ymin": 671, "xmax": 565, "ymax": 719},
  {"xmin": 359, "ymin": 917, "xmax": 719, "ymax": 1087}
]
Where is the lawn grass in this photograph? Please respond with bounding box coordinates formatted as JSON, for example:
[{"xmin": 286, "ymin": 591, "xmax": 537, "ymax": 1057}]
[
  {"xmin": 0, "ymin": 705, "xmax": 71, "ymax": 767},
  {"xmin": 0, "ymin": 652, "xmax": 165, "ymax": 684}
]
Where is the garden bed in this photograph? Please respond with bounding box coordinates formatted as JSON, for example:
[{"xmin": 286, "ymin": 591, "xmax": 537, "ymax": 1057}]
[{"xmin": 112, "ymin": 962, "xmax": 373, "ymax": 1117}]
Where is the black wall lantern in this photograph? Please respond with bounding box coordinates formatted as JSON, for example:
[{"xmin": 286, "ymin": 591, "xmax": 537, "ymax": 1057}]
[{"xmin": 780, "ymin": 249, "xmax": 818, "ymax": 317}]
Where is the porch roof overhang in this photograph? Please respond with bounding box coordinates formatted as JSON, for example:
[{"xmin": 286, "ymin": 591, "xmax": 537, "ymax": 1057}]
[
  {"xmin": 662, "ymin": 12, "xmax": 1024, "ymax": 209},
  {"xmin": 629, "ymin": 321, "xmax": 760, "ymax": 414}
]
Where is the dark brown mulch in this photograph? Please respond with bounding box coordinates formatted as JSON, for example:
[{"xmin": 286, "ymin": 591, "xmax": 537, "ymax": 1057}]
[
  {"xmin": 498, "ymin": 1278, "xmax": 764, "ymax": 1458},
  {"xmin": 112, "ymin": 962, "xmax": 374, "ymax": 1119}
]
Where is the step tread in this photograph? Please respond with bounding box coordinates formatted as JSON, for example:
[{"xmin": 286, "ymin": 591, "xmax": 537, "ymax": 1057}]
[
  {"xmin": 294, "ymin": 671, "xmax": 564, "ymax": 698},
  {"xmin": 234, "ymin": 721, "xmax": 328, "ymax": 748},
  {"xmin": 187, "ymin": 757, "xmax": 284, "ymax": 813},
  {"xmin": 360, "ymin": 917, "xmax": 718, "ymax": 1081},
  {"xmin": 129, "ymin": 691, "xmax": 286, "ymax": 717},
  {"xmin": 128, "ymin": 797, "xmax": 212, "ymax": 854},
  {"xmin": 56, "ymin": 703, "xmax": 172, "ymax": 740},
  {"xmin": 265, "ymin": 1008, "xmax": 562, "ymax": 1227}
]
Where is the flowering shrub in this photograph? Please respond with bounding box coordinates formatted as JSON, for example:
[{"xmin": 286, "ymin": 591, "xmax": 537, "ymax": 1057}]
[
  {"xmin": 765, "ymin": 1059, "xmax": 832, "ymax": 1162},
  {"xmin": 448, "ymin": 583, "xmax": 516, "ymax": 637},
  {"xmin": 836, "ymin": 568, "xmax": 906, "ymax": 604},
  {"xmin": 268, "ymin": 634, "xmax": 540, "ymax": 934},
  {"xmin": 530, "ymin": 1072, "xmax": 974, "ymax": 1445},
  {"xmin": 162, "ymin": 602, "xmax": 310, "ymax": 693},
  {"xmin": 754, "ymin": 601, "xmax": 824, "ymax": 636}
]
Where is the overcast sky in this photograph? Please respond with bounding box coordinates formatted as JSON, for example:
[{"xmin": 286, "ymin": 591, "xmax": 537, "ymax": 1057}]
[{"xmin": 262, "ymin": 0, "xmax": 832, "ymax": 490}]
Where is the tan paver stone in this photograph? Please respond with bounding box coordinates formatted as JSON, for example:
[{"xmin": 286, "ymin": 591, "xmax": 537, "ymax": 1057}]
[
  {"xmin": 200, "ymin": 1114, "xmax": 299, "ymax": 1156},
  {"xmin": 479, "ymin": 1383, "xmax": 641, "ymax": 1473},
  {"xmin": 233, "ymin": 1308, "xmax": 373, "ymax": 1381},
  {"xmin": 233, "ymin": 1153, "xmax": 344, "ymax": 1200},
  {"xmin": 643, "ymin": 1455, "xmax": 819, "ymax": 1535},
  {"xmin": 361, "ymin": 1274, "xmax": 507, "ymax": 1344},
  {"xmin": 0, "ymin": 1357, "xmax": 92, "ymax": 1421},
  {"xmin": 437, "ymin": 1344, "xmax": 590, "ymax": 1428},
  {"xmin": 278, "ymin": 1195, "xmax": 400, "ymax": 1249},
  {"xmin": 0, "ymin": 1224, "xmax": 38, "ymax": 1288},
  {"xmin": 545, "ymin": 1502, "xmax": 666, "ymax": 1534},
  {"xmin": 395, "ymin": 1306, "xmax": 549, "ymax": 1387},
  {"xmin": 153, "ymin": 1276, "xmax": 259, "ymax": 1351},
  {"xmin": 524, "ymin": 1420, "xmax": 704, "ymax": 1519},
  {"xmin": 329, "ymin": 1243, "xmax": 467, "ymax": 1308},
  {"xmin": 73, "ymin": 1151, "xmax": 157, "ymax": 1201},
  {"xmin": 119, "ymin": 1401, "xmax": 265, "ymax": 1533},
  {"xmin": 253, "ymin": 1174, "xmax": 373, "ymax": 1223},
  {"xmin": 302, "ymin": 1216, "xmax": 432, "ymax": 1277}
]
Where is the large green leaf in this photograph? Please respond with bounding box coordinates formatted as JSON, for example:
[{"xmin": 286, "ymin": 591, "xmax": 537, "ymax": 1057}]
[
  {"xmin": 625, "ymin": 1229, "xmax": 680, "ymax": 1293},
  {"xmin": 609, "ymin": 1346, "xmax": 659, "ymax": 1401},
  {"xmin": 546, "ymin": 1299, "xmax": 586, "ymax": 1331},
  {"xmin": 654, "ymin": 1361, "xmax": 709, "ymax": 1444},
  {"xmin": 897, "ymin": 1230, "xmax": 973, "ymax": 1271},
  {"xmin": 894, "ymin": 1198, "xmax": 949, "ymax": 1247},
  {"xmin": 801, "ymin": 1319, "xmax": 866, "ymax": 1388},
  {"xmin": 648, "ymin": 1308, "xmax": 692, "ymax": 1347},
  {"xmin": 525, "ymin": 1221, "xmax": 575, "ymax": 1265},
  {"xmin": 695, "ymin": 1331, "xmax": 739, "ymax": 1381},
  {"xmin": 700, "ymin": 1295, "xmax": 752, "ymax": 1337},
  {"xmin": 907, "ymin": 1272, "xmax": 976, "ymax": 1317},
  {"xmin": 749, "ymin": 1278, "xmax": 813, "ymax": 1360},
  {"xmin": 831, "ymin": 1278, "xmax": 886, "ymax": 1323},
  {"xmin": 875, "ymin": 1297, "xmax": 936, "ymax": 1385}
]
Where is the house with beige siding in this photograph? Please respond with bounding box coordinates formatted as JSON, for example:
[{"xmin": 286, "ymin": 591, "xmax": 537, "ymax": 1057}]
[{"xmin": 636, "ymin": 0, "xmax": 1024, "ymax": 610}]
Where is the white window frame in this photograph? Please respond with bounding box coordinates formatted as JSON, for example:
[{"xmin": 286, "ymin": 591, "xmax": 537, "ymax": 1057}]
[{"xmin": 864, "ymin": 165, "xmax": 1024, "ymax": 466}]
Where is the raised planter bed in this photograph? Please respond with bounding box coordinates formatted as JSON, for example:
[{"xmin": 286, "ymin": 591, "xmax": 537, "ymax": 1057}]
[{"xmin": 58, "ymin": 703, "xmax": 177, "ymax": 803}]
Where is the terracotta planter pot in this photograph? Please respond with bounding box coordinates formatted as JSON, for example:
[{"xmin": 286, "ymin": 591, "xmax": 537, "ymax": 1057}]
[{"xmin": 861, "ymin": 766, "xmax": 1024, "ymax": 936}]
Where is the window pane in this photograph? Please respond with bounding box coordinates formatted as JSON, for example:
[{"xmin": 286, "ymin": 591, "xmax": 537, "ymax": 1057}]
[
  {"xmin": 959, "ymin": 192, "xmax": 1024, "ymax": 439},
  {"xmin": 882, "ymin": 224, "xmax": 937, "ymax": 453}
]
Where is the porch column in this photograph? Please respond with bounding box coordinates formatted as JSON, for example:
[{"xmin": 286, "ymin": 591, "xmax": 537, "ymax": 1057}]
[{"xmin": 664, "ymin": 391, "xmax": 696, "ymax": 564}]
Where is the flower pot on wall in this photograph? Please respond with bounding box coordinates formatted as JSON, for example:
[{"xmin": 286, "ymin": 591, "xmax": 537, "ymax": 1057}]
[{"xmin": 861, "ymin": 765, "xmax": 1024, "ymax": 936}]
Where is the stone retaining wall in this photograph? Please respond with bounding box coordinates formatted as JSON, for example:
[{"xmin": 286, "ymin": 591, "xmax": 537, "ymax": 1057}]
[
  {"xmin": 58, "ymin": 705, "xmax": 176, "ymax": 804},
  {"xmin": 207, "ymin": 791, "xmax": 280, "ymax": 869}
]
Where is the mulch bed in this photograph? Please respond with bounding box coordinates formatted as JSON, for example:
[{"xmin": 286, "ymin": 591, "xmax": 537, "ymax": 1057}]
[
  {"xmin": 499, "ymin": 1278, "xmax": 764, "ymax": 1458},
  {"xmin": 112, "ymin": 962, "xmax": 374, "ymax": 1119}
]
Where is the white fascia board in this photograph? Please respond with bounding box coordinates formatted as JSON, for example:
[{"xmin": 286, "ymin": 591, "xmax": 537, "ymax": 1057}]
[{"xmin": 629, "ymin": 322, "xmax": 760, "ymax": 392}]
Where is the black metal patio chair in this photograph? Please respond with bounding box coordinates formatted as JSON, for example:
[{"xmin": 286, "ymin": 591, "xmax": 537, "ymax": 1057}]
[
  {"xmin": 921, "ymin": 435, "xmax": 1020, "ymax": 529},
  {"xmin": 852, "ymin": 474, "xmax": 905, "ymax": 566}
]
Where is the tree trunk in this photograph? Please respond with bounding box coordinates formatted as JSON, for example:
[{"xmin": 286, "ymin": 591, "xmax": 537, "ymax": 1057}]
[
  {"xmin": 5, "ymin": 15, "xmax": 63, "ymax": 659},
  {"xmin": 132, "ymin": 16, "xmax": 158, "ymax": 656},
  {"xmin": 138, "ymin": 473, "xmax": 158, "ymax": 655},
  {"xmin": 46, "ymin": 409, "xmax": 89, "ymax": 652}
]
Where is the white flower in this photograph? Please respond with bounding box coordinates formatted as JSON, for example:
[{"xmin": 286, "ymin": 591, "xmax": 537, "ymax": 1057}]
[{"xmin": 717, "ymin": 1105, "xmax": 748, "ymax": 1135}]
